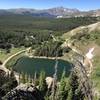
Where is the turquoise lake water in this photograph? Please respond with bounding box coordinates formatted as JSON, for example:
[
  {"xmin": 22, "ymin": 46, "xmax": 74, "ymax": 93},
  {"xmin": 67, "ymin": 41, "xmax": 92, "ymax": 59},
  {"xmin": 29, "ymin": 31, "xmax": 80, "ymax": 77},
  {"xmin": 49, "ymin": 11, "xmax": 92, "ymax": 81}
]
[{"xmin": 13, "ymin": 56, "xmax": 72, "ymax": 79}]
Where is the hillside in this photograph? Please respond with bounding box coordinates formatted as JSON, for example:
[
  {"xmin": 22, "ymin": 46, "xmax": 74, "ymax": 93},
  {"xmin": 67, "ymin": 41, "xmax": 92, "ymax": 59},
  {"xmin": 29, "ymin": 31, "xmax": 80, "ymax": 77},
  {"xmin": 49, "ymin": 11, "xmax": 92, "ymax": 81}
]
[
  {"xmin": 62, "ymin": 22, "xmax": 100, "ymax": 52},
  {"xmin": 0, "ymin": 13, "xmax": 100, "ymax": 99},
  {"xmin": 62, "ymin": 22, "xmax": 100, "ymax": 92}
]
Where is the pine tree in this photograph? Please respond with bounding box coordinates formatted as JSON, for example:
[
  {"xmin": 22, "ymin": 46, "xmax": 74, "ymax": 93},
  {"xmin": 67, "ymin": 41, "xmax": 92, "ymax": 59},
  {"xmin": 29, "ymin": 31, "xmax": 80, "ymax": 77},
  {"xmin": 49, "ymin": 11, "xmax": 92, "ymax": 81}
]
[
  {"xmin": 21, "ymin": 72, "xmax": 26, "ymax": 83},
  {"xmin": 10, "ymin": 69, "xmax": 15, "ymax": 80},
  {"xmin": 67, "ymin": 89, "xmax": 73, "ymax": 100},
  {"xmin": 33, "ymin": 71, "xmax": 38, "ymax": 86},
  {"xmin": 66, "ymin": 69, "xmax": 84, "ymax": 100},
  {"xmin": 38, "ymin": 71, "xmax": 47, "ymax": 96},
  {"xmin": 25, "ymin": 73, "xmax": 28, "ymax": 83},
  {"xmin": 50, "ymin": 58, "xmax": 58, "ymax": 100},
  {"xmin": 58, "ymin": 70, "xmax": 67, "ymax": 100},
  {"xmin": 66, "ymin": 70, "xmax": 79, "ymax": 100},
  {"xmin": 28, "ymin": 74, "xmax": 32, "ymax": 83},
  {"xmin": 18, "ymin": 73, "xmax": 21, "ymax": 84}
]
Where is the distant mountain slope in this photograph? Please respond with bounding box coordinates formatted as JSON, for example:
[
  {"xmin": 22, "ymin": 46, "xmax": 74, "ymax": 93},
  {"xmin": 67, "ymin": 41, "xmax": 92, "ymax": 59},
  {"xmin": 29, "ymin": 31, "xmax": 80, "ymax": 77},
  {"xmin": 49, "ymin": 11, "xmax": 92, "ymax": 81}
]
[{"xmin": 0, "ymin": 7, "xmax": 100, "ymax": 17}]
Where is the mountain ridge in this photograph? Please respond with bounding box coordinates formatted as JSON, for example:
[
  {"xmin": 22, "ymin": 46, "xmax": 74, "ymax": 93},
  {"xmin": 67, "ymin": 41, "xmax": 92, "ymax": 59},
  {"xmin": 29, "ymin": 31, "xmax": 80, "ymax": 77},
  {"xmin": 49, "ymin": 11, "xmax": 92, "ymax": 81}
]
[{"xmin": 0, "ymin": 7, "xmax": 100, "ymax": 18}]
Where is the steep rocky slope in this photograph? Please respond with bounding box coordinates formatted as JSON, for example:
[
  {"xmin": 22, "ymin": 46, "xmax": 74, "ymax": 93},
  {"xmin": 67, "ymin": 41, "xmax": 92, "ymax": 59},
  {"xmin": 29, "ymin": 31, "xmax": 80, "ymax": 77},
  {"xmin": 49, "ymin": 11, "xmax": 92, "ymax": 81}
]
[
  {"xmin": 62, "ymin": 22, "xmax": 100, "ymax": 53},
  {"xmin": 2, "ymin": 84, "xmax": 44, "ymax": 100},
  {"xmin": 62, "ymin": 22, "xmax": 100, "ymax": 93}
]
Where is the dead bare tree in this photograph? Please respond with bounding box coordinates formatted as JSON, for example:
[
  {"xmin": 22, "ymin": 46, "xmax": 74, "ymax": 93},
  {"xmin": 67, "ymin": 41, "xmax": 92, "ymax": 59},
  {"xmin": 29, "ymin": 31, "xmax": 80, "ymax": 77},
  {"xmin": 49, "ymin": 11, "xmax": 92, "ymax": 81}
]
[{"xmin": 51, "ymin": 51, "xmax": 58, "ymax": 100}]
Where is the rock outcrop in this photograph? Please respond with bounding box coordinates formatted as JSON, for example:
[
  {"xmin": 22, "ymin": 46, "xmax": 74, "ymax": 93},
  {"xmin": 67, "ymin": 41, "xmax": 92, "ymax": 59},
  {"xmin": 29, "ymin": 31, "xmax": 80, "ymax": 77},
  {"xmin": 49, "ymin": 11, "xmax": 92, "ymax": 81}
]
[{"xmin": 2, "ymin": 83, "xmax": 44, "ymax": 100}]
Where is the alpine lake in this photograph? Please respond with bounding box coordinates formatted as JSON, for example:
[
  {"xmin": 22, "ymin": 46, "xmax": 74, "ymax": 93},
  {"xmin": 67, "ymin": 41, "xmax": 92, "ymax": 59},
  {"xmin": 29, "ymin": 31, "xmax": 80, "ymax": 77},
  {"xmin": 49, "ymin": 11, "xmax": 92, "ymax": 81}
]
[{"xmin": 13, "ymin": 56, "xmax": 72, "ymax": 79}]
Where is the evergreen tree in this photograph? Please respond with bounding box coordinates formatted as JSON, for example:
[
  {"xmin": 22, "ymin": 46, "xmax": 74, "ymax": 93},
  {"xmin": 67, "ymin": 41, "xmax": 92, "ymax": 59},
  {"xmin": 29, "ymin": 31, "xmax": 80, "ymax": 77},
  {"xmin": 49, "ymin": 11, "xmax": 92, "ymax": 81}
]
[
  {"xmin": 0, "ymin": 69, "xmax": 18, "ymax": 97},
  {"xmin": 28, "ymin": 74, "xmax": 32, "ymax": 83},
  {"xmin": 58, "ymin": 70, "xmax": 67, "ymax": 100},
  {"xmin": 18, "ymin": 73, "xmax": 21, "ymax": 84},
  {"xmin": 67, "ymin": 89, "xmax": 73, "ymax": 100},
  {"xmin": 25, "ymin": 73, "xmax": 28, "ymax": 83},
  {"xmin": 66, "ymin": 70, "xmax": 84, "ymax": 100},
  {"xmin": 38, "ymin": 71, "xmax": 47, "ymax": 96},
  {"xmin": 10, "ymin": 69, "xmax": 15, "ymax": 80},
  {"xmin": 75, "ymin": 86, "xmax": 84, "ymax": 100},
  {"xmin": 66, "ymin": 71, "xmax": 78, "ymax": 100},
  {"xmin": 33, "ymin": 72, "xmax": 38, "ymax": 86},
  {"xmin": 21, "ymin": 72, "xmax": 26, "ymax": 83}
]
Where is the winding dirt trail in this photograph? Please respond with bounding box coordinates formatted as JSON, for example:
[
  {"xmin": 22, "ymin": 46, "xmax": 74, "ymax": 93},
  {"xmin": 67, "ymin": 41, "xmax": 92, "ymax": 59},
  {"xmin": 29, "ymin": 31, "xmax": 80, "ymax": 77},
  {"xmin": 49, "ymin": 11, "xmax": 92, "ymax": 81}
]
[
  {"xmin": 0, "ymin": 49, "xmax": 26, "ymax": 82},
  {"xmin": 2, "ymin": 50, "xmax": 26, "ymax": 67}
]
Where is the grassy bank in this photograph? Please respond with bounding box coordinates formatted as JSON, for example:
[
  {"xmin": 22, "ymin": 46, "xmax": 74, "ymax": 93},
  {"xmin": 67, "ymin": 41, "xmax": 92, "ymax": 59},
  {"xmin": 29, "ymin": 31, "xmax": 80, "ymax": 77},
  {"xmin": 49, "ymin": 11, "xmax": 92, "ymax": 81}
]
[
  {"xmin": 92, "ymin": 57, "xmax": 100, "ymax": 92},
  {"xmin": 5, "ymin": 52, "xmax": 25, "ymax": 69},
  {"xmin": 0, "ymin": 47, "xmax": 25, "ymax": 62}
]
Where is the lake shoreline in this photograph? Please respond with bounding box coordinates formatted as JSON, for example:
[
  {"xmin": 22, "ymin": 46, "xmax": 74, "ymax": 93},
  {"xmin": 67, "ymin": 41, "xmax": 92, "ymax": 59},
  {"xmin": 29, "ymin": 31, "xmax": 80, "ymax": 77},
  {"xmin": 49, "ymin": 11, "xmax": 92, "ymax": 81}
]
[{"xmin": 28, "ymin": 55, "xmax": 61, "ymax": 60}]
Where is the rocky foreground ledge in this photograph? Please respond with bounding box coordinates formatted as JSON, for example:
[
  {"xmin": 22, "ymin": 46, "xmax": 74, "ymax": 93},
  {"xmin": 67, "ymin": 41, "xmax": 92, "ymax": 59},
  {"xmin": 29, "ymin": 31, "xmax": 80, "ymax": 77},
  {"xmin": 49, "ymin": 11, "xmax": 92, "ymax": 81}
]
[{"xmin": 2, "ymin": 83, "xmax": 44, "ymax": 100}]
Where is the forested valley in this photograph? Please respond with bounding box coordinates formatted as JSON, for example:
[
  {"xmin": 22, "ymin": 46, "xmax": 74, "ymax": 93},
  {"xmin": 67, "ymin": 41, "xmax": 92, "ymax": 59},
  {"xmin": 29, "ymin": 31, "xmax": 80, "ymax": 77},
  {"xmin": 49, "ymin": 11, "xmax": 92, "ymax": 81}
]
[{"xmin": 0, "ymin": 15, "xmax": 100, "ymax": 100}]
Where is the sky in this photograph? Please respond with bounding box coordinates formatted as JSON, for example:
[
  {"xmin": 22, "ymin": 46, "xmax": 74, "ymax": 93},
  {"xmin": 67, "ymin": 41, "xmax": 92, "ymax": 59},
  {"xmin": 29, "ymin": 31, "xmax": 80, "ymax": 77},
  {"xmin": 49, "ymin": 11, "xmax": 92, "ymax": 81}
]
[{"xmin": 0, "ymin": 0, "xmax": 100, "ymax": 11}]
